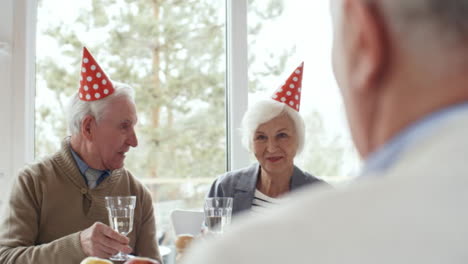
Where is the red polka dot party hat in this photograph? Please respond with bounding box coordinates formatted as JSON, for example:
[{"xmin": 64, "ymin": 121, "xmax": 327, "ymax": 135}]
[
  {"xmin": 271, "ymin": 62, "xmax": 304, "ymax": 111},
  {"xmin": 78, "ymin": 47, "xmax": 114, "ymax": 101}
]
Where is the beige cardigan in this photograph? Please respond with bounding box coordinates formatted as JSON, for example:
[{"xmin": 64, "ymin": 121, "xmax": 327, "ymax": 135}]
[{"xmin": 0, "ymin": 139, "xmax": 161, "ymax": 263}]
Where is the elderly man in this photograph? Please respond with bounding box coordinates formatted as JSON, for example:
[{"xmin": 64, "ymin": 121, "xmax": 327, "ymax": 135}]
[
  {"xmin": 0, "ymin": 48, "xmax": 161, "ymax": 263},
  {"xmin": 182, "ymin": 0, "xmax": 468, "ymax": 263}
]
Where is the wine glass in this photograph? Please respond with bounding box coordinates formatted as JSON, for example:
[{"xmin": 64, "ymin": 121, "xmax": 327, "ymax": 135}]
[
  {"xmin": 204, "ymin": 197, "xmax": 233, "ymax": 235},
  {"xmin": 105, "ymin": 196, "xmax": 137, "ymax": 261}
]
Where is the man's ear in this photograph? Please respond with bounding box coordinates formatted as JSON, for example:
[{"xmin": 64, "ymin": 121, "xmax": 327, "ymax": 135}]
[
  {"xmin": 343, "ymin": 0, "xmax": 387, "ymax": 92},
  {"xmin": 81, "ymin": 115, "xmax": 96, "ymax": 141}
]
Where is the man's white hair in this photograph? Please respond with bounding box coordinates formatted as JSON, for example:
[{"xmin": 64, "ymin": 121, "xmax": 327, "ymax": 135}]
[
  {"xmin": 375, "ymin": 0, "xmax": 468, "ymax": 47},
  {"xmin": 67, "ymin": 81, "xmax": 135, "ymax": 135},
  {"xmin": 241, "ymin": 99, "xmax": 305, "ymax": 154}
]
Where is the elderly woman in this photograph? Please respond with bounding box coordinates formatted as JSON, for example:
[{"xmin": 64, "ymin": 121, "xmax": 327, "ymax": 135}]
[{"xmin": 207, "ymin": 63, "xmax": 325, "ymax": 216}]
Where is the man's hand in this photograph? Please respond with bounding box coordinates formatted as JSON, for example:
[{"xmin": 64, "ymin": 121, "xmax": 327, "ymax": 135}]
[{"xmin": 80, "ymin": 222, "xmax": 132, "ymax": 258}]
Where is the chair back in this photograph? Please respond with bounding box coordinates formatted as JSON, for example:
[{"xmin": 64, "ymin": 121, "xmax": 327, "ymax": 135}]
[{"xmin": 170, "ymin": 209, "xmax": 204, "ymax": 236}]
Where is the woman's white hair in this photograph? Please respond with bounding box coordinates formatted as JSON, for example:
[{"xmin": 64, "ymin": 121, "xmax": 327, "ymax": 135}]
[
  {"xmin": 67, "ymin": 81, "xmax": 135, "ymax": 135},
  {"xmin": 241, "ymin": 99, "xmax": 305, "ymax": 154}
]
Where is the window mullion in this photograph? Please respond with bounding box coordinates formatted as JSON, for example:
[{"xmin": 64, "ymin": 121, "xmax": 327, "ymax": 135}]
[{"xmin": 226, "ymin": 0, "xmax": 250, "ymax": 171}]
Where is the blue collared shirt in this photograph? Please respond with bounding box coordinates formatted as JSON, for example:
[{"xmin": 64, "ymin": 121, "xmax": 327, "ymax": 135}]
[
  {"xmin": 361, "ymin": 102, "xmax": 468, "ymax": 176},
  {"xmin": 70, "ymin": 147, "xmax": 111, "ymax": 187}
]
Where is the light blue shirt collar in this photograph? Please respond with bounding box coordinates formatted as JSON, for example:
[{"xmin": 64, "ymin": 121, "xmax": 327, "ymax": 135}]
[
  {"xmin": 70, "ymin": 147, "xmax": 111, "ymax": 187},
  {"xmin": 361, "ymin": 102, "xmax": 468, "ymax": 176}
]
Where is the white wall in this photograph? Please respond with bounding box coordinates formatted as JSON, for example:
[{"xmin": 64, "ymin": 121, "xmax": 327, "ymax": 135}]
[{"xmin": 0, "ymin": 0, "xmax": 36, "ymax": 205}]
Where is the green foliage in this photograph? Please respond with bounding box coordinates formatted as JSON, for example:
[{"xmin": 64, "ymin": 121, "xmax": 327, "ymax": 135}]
[
  {"xmin": 297, "ymin": 111, "xmax": 359, "ymax": 179},
  {"xmin": 35, "ymin": 0, "xmax": 359, "ymax": 240},
  {"xmin": 36, "ymin": 0, "xmax": 289, "ymax": 204}
]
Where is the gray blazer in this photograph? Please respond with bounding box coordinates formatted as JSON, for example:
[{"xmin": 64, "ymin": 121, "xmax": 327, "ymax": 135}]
[{"xmin": 207, "ymin": 163, "xmax": 324, "ymax": 216}]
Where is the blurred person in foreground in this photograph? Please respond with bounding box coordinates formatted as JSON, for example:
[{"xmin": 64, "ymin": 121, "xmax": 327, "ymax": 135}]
[
  {"xmin": 182, "ymin": 0, "xmax": 468, "ymax": 263},
  {"xmin": 0, "ymin": 47, "xmax": 161, "ymax": 263},
  {"xmin": 207, "ymin": 63, "xmax": 325, "ymax": 216}
]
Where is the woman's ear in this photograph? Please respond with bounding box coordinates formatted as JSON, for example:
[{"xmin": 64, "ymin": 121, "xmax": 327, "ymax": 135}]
[{"xmin": 81, "ymin": 115, "xmax": 96, "ymax": 141}]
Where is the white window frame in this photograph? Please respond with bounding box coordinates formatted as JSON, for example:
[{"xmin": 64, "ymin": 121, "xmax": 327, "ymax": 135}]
[
  {"xmin": 0, "ymin": 0, "xmax": 36, "ymax": 203},
  {"xmin": 226, "ymin": 0, "xmax": 251, "ymax": 170},
  {"xmin": 12, "ymin": 0, "xmax": 37, "ymax": 172}
]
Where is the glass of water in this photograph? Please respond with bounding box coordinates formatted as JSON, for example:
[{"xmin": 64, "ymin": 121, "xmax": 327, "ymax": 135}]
[
  {"xmin": 204, "ymin": 197, "xmax": 233, "ymax": 235},
  {"xmin": 105, "ymin": 196, "xmax": 136, "ymax": 261}
]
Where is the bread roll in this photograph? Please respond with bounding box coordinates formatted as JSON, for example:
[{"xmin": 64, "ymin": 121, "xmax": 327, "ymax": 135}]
[{"xmin": 175, "ymin": 234, "xmax": 194, "ymax": 253}]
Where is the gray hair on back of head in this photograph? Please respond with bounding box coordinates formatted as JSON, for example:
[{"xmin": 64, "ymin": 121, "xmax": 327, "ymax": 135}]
[
  {"xmin": 379, "ymin": 0, "xmax": 468, "ymax": 43},
  {"xmin": 241, "ymin": 99, "xmax": 305, "ymax": 154},
  {"xmin": 67, "ymin": 81, "xmax": 135, "ymax": 136}
]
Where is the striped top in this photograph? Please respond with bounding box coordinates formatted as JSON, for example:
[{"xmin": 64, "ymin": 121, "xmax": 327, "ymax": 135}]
[{"xmin": 251, "ymin": 189, "xmax": 285, "ymax": 214}]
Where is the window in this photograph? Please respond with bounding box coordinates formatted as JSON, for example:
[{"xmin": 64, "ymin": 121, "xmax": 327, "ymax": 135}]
[
  {"xmin": 36, "ymin": 0, "xmax": 227, "ymax": 237},
  {"xmin": 34, "ymin": 0, "xmax": 359, "ymax": 246}
]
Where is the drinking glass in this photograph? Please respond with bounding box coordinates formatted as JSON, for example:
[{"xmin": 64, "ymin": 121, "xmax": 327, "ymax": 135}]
[
  {"xmin": 204, "ymin": 197, "xmax": 233, "ymax": 235},
  {"xmin": 105, "ymin": 196, "xmax": 136, "ymax": 261}
]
